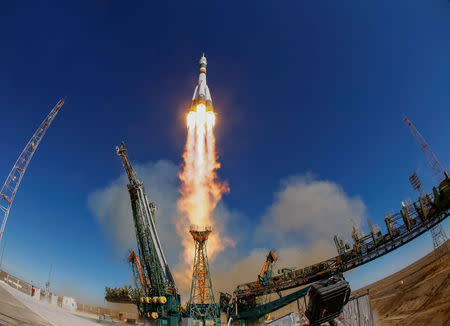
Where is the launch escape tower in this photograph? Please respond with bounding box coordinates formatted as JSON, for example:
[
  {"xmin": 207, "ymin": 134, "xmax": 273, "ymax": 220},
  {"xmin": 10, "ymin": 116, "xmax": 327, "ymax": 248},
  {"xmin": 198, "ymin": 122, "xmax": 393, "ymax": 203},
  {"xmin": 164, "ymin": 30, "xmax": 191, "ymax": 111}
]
[
  {"xmin": 116, "ymin": 142, "xmax": 181, "ymax": 325},
  {"xmin": 189, "ymin": 225, "xmax": 220, "ymax": 325}
]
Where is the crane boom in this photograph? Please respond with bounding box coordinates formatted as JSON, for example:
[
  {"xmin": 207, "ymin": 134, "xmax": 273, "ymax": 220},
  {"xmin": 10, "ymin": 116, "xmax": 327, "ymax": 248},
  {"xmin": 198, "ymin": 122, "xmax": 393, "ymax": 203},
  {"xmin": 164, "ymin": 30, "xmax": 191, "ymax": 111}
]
[
  {"xmin": 129, "ymin": 251, "xmax": 151, "ymax": 291},
  {"xmin": 0, "ymin": 99, "xmax": 64, "ymax": 244},
  {"xmin": 257, "ymin": 251, "xmax": 277, "ymax": 286},
  {"xmin": 403, "ymin": 116, "xmax": 448, "ymax": 181}
]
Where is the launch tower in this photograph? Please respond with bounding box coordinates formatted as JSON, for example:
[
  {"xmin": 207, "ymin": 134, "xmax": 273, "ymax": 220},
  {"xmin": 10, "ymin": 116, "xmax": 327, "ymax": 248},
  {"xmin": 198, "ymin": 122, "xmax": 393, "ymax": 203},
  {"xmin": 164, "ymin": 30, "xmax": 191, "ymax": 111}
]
[
  {"xmin": 116, "ymin": 142, "xmax": 180, "ymax": 325},
  {"xmin": 189, "ymin": 225, "xmax": 220, "ymax": 325}
]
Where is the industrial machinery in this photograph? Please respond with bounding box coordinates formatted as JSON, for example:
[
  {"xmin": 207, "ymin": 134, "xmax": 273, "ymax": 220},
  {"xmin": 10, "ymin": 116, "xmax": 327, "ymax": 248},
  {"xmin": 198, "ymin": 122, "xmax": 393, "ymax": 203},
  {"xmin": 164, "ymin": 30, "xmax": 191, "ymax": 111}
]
[
  {"xmin": 404, "ymin": 117, "xmax": 449, "ymax": 254},
  {"xmin": 129, "ymin": 251, "xmax": 151, "ymax": 292},
  {"xmin": 0, "ymin": 99, "xmax": 64, "ymax": 244},
  {"xmin": 305, "ymin": 276, "xmax": 350, "ymax": 326},
  {"xmin": 223, "ymin": 174, "xmax": 449, "ymax": 323},
  {"xmin": 109, "ymin": 142, "xmax": 181, "ymax": 325},
  {"xmin": 221, "ymin": 275, "xmax": 350, "ymax": 325},
  {"xmin": 403, "ymin": 117, "xmax": 448, "ymax": 181},
  {"xmin": 226, "ymin": 118, "xmax": 450, "ymax": 322},
  {"xmin": 257, "ymin": 251, "xmax": 277, "ymax": 287}
]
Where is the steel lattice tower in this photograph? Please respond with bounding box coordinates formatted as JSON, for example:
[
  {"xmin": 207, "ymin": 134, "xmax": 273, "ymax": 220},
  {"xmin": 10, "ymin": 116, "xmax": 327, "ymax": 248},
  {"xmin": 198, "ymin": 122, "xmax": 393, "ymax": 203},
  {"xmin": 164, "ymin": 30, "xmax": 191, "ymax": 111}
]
[
  {"xmin": 431, "ymin": 224, "xmax": 448, "ymax": 258},
  {"xmin": 189, "ymin": 225, "xmax": 220, "ymax": 325},
  {"xmin": 409, "ymin": 171, "xmax": 448, "ymax": 257},
  {"xmin": 403, "ymin": 117, "xmax": 449, "ymax": 181},
  {"xmin": 404, "ymin": 118, "xmax": 449, "ymax": 259},
  {"xmin": 0, "ymin": 99, "xmax": 64, "ymax": 244}
]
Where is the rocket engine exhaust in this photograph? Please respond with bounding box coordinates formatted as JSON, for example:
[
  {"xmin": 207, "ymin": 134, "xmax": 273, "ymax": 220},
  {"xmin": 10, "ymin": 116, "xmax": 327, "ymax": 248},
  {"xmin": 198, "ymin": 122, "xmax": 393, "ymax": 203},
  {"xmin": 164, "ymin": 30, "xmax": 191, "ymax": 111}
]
[{"xmin": 175, "ymin": 55, "xmax": 231, "ymax": 290}]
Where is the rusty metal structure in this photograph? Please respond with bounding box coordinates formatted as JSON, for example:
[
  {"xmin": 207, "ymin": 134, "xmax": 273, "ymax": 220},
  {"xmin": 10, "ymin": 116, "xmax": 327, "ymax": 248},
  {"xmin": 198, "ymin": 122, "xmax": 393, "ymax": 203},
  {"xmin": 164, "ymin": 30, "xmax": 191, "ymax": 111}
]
[{"xmin": 0, "ymin": 99, "xmax": 64, "ymax": 244}]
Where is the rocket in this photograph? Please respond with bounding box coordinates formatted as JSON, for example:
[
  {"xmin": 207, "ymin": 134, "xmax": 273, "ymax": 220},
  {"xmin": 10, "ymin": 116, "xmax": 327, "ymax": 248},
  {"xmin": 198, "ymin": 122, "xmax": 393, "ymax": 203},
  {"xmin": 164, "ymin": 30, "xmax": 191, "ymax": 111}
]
[{"xmin": 191, "ymin": 54, "xmax": 213, "ymax": 111}]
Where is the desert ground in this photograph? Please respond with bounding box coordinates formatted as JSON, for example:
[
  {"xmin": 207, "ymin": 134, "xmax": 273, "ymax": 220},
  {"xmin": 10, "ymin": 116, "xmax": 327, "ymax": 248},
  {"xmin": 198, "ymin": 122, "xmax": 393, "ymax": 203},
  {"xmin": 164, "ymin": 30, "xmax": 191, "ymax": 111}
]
[{"xmin": 354, "ymin": 242, "xmax": 450, "ymax": 326}]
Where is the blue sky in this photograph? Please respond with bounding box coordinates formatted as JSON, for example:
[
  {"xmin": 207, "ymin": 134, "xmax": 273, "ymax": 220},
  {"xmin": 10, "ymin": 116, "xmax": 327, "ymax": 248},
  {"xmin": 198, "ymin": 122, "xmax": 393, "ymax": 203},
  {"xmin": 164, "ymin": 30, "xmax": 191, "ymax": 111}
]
[{"xmin": 0, "ymin": 1, "xmax": 449, "ymax": 304}]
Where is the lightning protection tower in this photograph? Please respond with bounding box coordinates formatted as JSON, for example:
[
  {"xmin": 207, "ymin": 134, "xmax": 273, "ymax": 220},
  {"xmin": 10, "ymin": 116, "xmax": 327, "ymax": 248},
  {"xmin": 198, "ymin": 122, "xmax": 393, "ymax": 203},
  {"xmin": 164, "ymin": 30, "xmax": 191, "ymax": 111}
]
[
  {"xmin": 189, "ymin": 225, "xmax": 220, "ymax": 325},
  {"xmin": 404, "ymin": 119, "xmax": 449, "ymax": 258},
  {"xmin": 409, "ymin": 171, "xmax": 448, "ymax": 257}
]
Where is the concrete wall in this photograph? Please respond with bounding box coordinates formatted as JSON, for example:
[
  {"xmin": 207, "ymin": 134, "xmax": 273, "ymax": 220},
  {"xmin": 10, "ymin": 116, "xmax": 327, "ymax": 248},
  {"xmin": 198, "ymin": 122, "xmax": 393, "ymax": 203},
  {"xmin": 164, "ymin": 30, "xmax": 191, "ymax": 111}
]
[
  {"xmin": 0, "ymin": 269, "xmax": 33, "ymax": 295},
  {"xmin": 77, "ymin": 302, "xmax": 139, "ymax": 321},
  {"xmin": 0, "ymin": 269, "xmax": 139, "ymax": 322}
]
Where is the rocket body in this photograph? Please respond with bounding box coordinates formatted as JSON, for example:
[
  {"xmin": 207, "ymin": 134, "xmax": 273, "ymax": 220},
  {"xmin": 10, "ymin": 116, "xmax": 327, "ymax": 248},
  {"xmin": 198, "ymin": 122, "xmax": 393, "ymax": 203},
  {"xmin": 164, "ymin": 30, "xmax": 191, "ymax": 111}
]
[{"xmin": 191, "ymin": 54, "xmax": 213, "ymax": 111}]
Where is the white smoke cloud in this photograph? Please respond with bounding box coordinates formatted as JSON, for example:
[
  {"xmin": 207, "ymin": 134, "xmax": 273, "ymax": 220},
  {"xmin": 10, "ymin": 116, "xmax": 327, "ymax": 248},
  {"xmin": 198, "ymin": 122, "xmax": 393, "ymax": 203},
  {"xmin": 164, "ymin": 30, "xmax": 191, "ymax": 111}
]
[
  {"xmin": 211, "ymin": 239, "xmax": 335, "ymax": 296},
  {"xmin": 88, "ymin": 159, "xmax": 237, "ymax": 297},
  {"xmin": 171, "ymin": 201, "xmax": 239, "ymax": 299},
  {"xmin": 89, "ymin": 167, "xmax": 366, "ymax": 298},
  {"xmin": 88, "ymin": 160, "xmax": 182, "ymax": 265},
  {"xmin": 211, "ymin": 174, "xmax": 366, "ymax": 294},
  {"xmin": 258, "ymin": 174, "xmax": 365, "ymax": 246}
]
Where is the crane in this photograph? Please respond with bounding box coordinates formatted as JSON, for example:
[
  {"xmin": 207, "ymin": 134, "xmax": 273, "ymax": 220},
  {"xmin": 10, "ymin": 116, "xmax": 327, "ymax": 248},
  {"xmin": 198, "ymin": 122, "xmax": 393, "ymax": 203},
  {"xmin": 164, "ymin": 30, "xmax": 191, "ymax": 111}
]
[
  {"xmin": 116, "ymin": 142, "xmax": 180, "ymax": 325},
  {"xmin": 0, "ymin": 99, "xmax": 64, "ymax": 244},
  {"xmin": 129, "ymin": 251, "xmax": 151, "ymax": 292},
  {"xmin": 403, "ymin": 116, "xmax": 449, "ymax": 182},
  {"xmin": 404, "ymin": 117, "xmax": 449, "ymax": 254},
  {"xmin": 257, "ymin": 251, "xmax": 277, "ymax": 286}
]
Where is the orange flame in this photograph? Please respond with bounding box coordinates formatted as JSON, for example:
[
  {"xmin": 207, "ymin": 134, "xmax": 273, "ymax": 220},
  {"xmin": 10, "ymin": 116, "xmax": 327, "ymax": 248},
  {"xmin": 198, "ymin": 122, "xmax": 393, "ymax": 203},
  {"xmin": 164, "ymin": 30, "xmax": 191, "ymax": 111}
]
[{"xmin": 175, "ymin": 103, "xmax": 230, "ymax": 291}]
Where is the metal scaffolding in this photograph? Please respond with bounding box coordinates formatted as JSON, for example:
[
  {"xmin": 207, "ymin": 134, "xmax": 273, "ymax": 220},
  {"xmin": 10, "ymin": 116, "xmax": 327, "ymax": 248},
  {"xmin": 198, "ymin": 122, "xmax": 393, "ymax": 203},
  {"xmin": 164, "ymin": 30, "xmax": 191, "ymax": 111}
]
[{"xmin": 188, "ymin": 225, "xmax": 220, "ymax": 325}]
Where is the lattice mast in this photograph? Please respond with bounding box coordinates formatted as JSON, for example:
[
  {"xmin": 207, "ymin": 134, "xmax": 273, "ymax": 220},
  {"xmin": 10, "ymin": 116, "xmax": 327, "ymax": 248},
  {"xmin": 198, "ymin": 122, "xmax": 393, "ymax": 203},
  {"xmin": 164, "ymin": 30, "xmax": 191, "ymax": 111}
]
[
  {"xmin": 0, "ymin": 99, "xmax": 64, "ymax": 244},
  {"xmin": 404, "ymin": 119, "xmax": 449, "ymax": 255},
  {"xmin": 409, "ymin": 172, "xmax": 425, "ymax": 197},
  {"xmin": 403, "ymin": 117, "xmax": 449, "ymax": 181},
  {"xmin": 116, "ymin": 142, "xmax": 175, "ymax": 296},
  {"xmin": 189, "ymin": 225, "xmax": 219, "ymax": 323},
  {"xmin": 430, "ymin": 225, "xmax": 448, "ymax": 255}
]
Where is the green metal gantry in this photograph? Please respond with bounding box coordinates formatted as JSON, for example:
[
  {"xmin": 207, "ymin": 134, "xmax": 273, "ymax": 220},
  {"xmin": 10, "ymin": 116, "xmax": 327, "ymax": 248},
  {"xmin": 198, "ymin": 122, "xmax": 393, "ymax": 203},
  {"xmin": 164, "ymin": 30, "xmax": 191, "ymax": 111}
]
[{"xmin": 116, "ymin": 142, "xmax": 181, "ymax": 325}]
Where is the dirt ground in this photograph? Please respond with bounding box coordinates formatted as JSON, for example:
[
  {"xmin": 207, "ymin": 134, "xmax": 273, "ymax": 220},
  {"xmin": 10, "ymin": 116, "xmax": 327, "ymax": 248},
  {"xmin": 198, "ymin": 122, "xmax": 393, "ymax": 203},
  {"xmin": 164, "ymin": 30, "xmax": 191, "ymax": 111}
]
[{"xmin": 354, "ymin": 242, "xmax": 450, "ymax": 326}]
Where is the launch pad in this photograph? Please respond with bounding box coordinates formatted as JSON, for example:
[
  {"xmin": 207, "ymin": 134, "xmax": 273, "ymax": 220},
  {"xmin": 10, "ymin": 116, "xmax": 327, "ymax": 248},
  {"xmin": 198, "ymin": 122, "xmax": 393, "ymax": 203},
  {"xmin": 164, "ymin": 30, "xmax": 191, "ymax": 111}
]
[{"xmin": 103, "ymin": 55, "xmax": 449, "ymax": 325}]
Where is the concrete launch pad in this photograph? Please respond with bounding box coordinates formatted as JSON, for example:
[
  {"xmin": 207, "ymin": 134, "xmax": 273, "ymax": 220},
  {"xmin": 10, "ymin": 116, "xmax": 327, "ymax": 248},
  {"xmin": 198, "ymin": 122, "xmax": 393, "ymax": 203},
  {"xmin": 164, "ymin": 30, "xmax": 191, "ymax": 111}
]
[{"xmin": 0, "ymin": 284, "xmax": 53, "ymax": 326}]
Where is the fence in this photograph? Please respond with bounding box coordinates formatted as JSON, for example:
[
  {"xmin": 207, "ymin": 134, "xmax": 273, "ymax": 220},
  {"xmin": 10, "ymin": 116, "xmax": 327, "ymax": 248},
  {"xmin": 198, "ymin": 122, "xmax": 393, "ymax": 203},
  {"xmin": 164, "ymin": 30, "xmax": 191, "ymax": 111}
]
[{"xmin": 341, "ymin": 292, "xmax": 374, "ymax": 326}]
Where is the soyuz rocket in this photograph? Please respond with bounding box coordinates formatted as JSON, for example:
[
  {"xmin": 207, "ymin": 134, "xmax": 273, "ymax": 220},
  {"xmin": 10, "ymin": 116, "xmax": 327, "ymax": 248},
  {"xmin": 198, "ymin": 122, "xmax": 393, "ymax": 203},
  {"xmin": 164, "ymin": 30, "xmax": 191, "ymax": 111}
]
[{"xmin": 190, "ymin": 54, "xmax": 214, "ymax": 112}]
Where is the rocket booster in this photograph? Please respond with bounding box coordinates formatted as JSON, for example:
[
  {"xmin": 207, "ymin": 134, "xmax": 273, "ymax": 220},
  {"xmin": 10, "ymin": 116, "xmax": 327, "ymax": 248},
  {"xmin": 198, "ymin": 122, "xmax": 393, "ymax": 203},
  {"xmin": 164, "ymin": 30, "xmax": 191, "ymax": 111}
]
[{"xmin": 191, "ymin": 54, "xmax": 213, "ymax": 111}]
